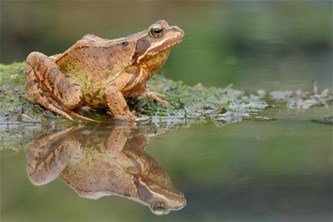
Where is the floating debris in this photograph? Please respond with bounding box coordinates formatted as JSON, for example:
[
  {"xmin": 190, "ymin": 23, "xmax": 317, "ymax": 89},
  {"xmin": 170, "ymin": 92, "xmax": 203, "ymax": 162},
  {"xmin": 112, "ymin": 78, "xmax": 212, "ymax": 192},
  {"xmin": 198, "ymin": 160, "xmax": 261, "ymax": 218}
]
[
  {"xmin": 312, "ymin": 116, "xmax": 333, "ymax": 125},
  {"xmin": 270, "ymin": 85, "xmax": 332, "ymax": 110}
]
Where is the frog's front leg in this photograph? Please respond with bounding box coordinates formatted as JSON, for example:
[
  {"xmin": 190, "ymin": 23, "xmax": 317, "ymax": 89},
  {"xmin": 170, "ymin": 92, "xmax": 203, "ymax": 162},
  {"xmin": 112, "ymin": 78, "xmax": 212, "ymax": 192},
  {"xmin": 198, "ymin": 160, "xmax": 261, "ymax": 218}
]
[
  {"xmin": 25, "ymin": 52, "xmax": 83, "ymax": 120},
  {"xmin": 105, "ymin": 73, "xmax": 140, "ymax": 121}
]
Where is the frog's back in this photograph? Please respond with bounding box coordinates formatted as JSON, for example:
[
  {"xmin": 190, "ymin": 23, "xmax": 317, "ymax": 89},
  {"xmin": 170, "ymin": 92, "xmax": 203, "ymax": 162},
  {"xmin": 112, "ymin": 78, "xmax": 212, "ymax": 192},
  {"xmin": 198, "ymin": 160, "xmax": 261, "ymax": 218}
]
[
  {"xmin": 55, "ymin": 35, "xmax": 130, "ymax": 83},
  {"xmin": 53, "ymin": 35, "xmax": 134, "ymax": 108}
]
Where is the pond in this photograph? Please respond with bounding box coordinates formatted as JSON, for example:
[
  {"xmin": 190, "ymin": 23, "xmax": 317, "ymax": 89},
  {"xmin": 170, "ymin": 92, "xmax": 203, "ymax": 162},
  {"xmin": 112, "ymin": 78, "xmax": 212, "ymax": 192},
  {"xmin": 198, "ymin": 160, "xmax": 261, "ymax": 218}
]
[
  {"xmin": 1, "ymin": 105, "xmax": 332, "ymax": 221},
  {"xmin": 0, "ymin": 1, "xmax": 332, "ymax": 222}
]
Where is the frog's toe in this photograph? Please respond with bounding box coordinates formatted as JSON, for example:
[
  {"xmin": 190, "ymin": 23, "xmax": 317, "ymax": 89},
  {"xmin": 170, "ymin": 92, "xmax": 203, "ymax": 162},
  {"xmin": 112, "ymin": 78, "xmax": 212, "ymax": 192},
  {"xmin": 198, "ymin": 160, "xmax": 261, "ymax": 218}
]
[
  {"xmin": 131, "ymin": 110, "xmax": 137, "ymax": 115},
  {"xmin": 113, "ymin": 114, "xmax": 137, "ymax": 122},
  {"xmin": 138, "ymin": 91, "xmax": 169, "ymax": 105},
  {"xmin": 134, "ymin": 115, "xmax": 150, "ymax": 122}
]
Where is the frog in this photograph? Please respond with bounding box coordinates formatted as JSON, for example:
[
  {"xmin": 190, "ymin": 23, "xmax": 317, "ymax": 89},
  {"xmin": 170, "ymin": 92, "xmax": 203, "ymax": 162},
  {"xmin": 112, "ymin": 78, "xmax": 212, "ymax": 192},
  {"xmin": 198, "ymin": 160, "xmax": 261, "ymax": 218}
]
[
  {"xmin": 26, "ymin": 125, "xmax": 186, "ymax": 215},
  {"xmin": 25, "ymin": 20, "xmax": 184, "ymax": 121}
]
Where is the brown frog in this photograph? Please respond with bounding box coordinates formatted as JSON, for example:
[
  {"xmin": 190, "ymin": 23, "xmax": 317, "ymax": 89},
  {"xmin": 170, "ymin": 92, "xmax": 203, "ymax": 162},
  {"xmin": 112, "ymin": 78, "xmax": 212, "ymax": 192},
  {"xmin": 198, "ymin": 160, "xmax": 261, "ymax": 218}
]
[
  {"xmin": 25, "ymin": 20, "xmax": 184, "ymax": 121},
  {"xmin": 26, "ymin": 125, "xmax": 186, "ymax": 215}
]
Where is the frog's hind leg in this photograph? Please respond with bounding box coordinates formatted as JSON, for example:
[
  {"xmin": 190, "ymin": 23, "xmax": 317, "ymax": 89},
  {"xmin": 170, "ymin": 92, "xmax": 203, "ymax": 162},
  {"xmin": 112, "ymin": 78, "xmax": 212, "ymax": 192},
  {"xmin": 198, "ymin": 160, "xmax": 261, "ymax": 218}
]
[
  {"xmin": 25, "ymin": 64, "xmax": 75, "ymax": 121},
  {"xmin": 25, "ymin": 52, "xmax": 98, "ymax": 122},
  {"xmin": 26, "ymin": 66, "xmax": 98, "ymax": 122},
  {"xmin": 26, "ymin": 52, "xmax": 83, "ymax": 110}
]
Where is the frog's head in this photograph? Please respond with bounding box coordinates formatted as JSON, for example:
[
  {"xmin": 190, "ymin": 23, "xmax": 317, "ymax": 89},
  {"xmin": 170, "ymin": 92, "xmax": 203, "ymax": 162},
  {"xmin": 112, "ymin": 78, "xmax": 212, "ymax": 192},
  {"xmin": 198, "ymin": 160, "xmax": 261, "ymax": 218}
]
[
  {"xmin": 129, "ymin": 20, "xmax": 184, "ymax": 69},
  {"xmin": 134, "ymin": 172, "xmax": 186, "ymax": 215}
]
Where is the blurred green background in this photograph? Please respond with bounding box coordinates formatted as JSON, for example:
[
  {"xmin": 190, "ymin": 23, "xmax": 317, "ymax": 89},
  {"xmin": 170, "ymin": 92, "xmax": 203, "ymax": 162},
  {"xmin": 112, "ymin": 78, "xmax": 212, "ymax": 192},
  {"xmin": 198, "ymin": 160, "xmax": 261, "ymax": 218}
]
[{"xmin": 1, "ymin": 0, "xmax": 332, "ymax": 90}]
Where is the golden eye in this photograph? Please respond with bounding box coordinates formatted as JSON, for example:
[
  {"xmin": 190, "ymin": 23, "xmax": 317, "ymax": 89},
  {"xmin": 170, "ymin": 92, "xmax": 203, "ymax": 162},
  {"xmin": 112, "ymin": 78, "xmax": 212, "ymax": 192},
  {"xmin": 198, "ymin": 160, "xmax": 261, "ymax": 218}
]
[{"xmin": 149, "ymin": 25, "xmax": 163, "ymax": 38}]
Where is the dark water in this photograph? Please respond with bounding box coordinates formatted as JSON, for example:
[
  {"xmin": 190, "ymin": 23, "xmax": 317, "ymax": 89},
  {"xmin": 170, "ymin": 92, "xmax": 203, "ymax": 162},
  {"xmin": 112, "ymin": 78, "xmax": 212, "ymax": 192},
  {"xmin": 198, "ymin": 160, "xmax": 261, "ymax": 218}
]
[
  {"xmin": 1, "ymin": 105, "xmax": 332, "ymax": 221},
  {"xmin": 1, "ymin": 1, "xmax": 333, "ymax": 221}
]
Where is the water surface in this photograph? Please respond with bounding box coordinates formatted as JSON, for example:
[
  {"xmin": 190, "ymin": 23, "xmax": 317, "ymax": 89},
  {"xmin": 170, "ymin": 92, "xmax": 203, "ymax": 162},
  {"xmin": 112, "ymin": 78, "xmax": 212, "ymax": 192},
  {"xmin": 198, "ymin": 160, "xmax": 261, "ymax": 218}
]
[{"xmin": 1, "ymin": 105, "xmax": 332, "ymax": 221}]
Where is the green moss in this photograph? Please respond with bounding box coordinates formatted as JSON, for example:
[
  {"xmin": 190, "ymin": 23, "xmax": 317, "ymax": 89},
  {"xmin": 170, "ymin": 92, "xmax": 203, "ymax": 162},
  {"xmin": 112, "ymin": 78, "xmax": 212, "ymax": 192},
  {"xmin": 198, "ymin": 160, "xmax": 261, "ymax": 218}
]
[
  {"xmin": 0, "ymin": 62, "xmax": 269, "ymax": 124},
  {"xmin": 130, "ymin": 76, "xmax": 269, "ymax": 124},
  {"xmin": 1, "ymin": 62, "xmax": 332, "ymax": 126}
]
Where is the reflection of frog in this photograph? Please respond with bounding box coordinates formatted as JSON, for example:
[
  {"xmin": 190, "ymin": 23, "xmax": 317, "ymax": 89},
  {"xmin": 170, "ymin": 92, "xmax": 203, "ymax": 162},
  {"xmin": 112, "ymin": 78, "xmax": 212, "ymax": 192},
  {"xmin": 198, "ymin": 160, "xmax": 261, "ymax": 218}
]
[
  {"xmin": 26, "ymin": 125, "xmax": 186, "ymax": 215},
  {"xmin": 25, "ymin": 20, "xmax": 184, "ymax": 122}
]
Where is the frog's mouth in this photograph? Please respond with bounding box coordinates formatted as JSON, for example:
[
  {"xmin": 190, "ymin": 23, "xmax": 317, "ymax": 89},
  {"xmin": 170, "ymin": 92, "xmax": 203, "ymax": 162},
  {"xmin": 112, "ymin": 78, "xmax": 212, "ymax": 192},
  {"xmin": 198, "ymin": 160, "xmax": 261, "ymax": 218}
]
[{"xmin": 145, "ymin": 37, "xmax": 183, "ymax": 57}]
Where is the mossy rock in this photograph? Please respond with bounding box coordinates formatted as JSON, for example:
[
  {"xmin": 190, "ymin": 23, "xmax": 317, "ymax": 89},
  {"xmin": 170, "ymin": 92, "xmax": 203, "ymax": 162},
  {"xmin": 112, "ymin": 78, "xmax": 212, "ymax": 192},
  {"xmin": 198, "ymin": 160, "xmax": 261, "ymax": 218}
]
[
  {"xmin": 1, "ymin": 62, "xmax": 332, "ymax": 151},
  {"xmin": 0, "ymin": 62, "xmax": 269, "ymax": 125}
]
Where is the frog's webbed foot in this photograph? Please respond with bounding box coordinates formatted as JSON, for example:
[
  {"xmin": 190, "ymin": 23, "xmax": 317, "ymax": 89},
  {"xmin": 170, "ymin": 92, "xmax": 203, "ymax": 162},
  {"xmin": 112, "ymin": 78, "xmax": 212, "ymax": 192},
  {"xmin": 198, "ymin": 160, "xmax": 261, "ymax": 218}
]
[
  {"xmin": 128, "ymin": 85, "xmax": 168, "ymax": 105},
  {"xmin": 114, "ymin": 115, "xmax": 140, "ymax": 122},
  {"xmin": 138, "ymin": 91, "xmax": 169, "ymax": 105}
]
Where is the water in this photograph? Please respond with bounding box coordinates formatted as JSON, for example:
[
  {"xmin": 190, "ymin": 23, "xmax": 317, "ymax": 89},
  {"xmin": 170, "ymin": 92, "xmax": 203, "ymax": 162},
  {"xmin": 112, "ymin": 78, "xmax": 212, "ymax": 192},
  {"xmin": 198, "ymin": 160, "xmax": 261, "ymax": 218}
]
[{"xmin": 1, "ymin": 105, "xmax": 332, "ymax": 221}]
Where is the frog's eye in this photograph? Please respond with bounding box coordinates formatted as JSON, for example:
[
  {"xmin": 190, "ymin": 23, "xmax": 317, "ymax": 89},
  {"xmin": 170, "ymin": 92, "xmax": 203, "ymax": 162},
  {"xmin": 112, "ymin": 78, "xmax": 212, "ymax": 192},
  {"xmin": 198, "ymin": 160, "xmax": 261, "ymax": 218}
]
[
  {"xmin": 149, "ymin": 26, "xmax": 164, "ymax": 38},
  {"xmin": 151, "ymin": 201, "xmax": 167, "ymax": 215}
]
